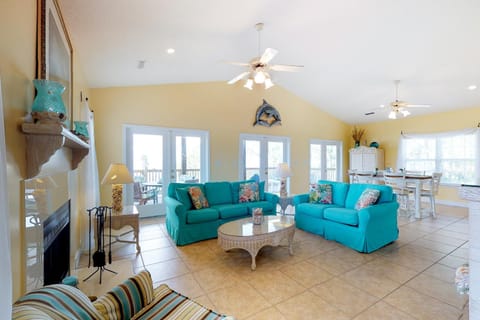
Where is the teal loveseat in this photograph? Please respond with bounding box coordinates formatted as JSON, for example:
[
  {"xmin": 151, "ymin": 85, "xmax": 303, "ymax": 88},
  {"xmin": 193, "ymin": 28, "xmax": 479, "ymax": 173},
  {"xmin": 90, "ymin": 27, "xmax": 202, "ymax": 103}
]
[
  {"xmin": 165, "ymin": 180, "xmax": 279, "ymax": 245},
  {"xmin": 293, "ymin": 180, "xmax": 399, "ymax": 253}
]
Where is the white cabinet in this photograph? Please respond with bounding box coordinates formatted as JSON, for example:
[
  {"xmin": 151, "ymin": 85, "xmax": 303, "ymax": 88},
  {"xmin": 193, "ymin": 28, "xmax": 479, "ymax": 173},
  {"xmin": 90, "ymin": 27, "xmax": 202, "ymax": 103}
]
[{"xmin": 349, "ymin": 147, "xmax": 384, "ymax": 172}]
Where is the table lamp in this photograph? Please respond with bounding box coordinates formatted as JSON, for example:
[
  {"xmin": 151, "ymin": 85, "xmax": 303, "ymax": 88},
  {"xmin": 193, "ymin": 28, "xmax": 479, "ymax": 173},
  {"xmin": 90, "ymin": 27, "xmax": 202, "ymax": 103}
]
[
  {"xmin": 101, "ymin": 163, "xmax": 133, "ymax": 213},
  {"xmin": 277, "ymin": 163, "xmax": 292, "ymax": 198}
]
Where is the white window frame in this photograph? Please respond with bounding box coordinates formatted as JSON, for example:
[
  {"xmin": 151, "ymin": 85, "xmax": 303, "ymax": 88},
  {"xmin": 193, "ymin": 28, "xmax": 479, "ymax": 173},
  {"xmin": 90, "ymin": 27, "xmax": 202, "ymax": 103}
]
[
  {"xmin": 397, "ymin": 128, "xmax": 480, "ymax": 186},
  {"xmin": 309, "ymin": 139, "xmax": 343, "ymax": 183}
]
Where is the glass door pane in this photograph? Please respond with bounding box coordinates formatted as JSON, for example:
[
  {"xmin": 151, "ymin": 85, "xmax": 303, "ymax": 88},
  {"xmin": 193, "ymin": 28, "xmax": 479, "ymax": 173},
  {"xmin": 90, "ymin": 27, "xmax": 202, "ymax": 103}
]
[
  {"xmin": 173, "ymin": 135, "xmax": 202, "ymax": 183},
  {"xmin": 310, "ymin": 144, "xmax": 322, "ymax": 183},
  {"xmin": 244, "ymin": 140, "xmax": 260, "ymax": 180},
  {"xmin": 267, "ymin": 141, "xmax": 284, "ymax": 193},
  {"xmin": 326, "ymin": 144, "xmax": 338, "ymax": 180},
  {"xmin": 310, "ymin": 140, "xmax": 343, "ymax": 182}
]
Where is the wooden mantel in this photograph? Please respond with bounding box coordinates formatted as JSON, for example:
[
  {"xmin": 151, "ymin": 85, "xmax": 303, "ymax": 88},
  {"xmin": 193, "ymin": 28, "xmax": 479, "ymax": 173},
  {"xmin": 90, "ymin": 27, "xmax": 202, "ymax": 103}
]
[{"xmin": 22, "ymin": 122, "xmax": 89, "ymax": 179}]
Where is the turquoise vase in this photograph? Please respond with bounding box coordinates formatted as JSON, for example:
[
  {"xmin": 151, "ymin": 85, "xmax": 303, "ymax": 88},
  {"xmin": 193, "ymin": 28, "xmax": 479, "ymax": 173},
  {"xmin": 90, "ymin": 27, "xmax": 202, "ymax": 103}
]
[{"xmin": 31, "ymin": 79, "xmax": 67, "ymax": 121}]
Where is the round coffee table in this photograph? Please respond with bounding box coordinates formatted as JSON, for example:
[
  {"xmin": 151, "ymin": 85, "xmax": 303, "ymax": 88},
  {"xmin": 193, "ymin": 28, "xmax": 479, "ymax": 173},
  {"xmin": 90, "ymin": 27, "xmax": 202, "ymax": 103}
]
[{"xmin": 217, "ymin": 215, "xmax": 295, "ymax": 270}]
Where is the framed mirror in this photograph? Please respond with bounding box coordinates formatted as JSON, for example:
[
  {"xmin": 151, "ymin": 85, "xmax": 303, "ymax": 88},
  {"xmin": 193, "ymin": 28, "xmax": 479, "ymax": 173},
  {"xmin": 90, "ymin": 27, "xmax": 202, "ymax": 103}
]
[{"xmin": 37, "ymin": 0, "xmax": 73, "ymax": 129}]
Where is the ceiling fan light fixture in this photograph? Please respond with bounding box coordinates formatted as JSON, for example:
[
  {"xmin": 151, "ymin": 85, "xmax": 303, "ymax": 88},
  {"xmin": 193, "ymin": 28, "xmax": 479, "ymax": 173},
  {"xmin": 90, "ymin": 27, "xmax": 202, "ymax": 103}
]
[
  {"xmin": 244, "ymin": 78, "xmax": 253, "ymax": 90},
  {"xmin": 254, "ymin": 70, "xmax": 266, "ymax": 84},
  {"xmin": 400, "ymin": 109, "xmax": 411, "ymax": 117},
  {"xmin": 264, "ymin": 77, "xmax": 274, "ymax": 89},
  {"xmin": 388, "ymin": 111, "xmax": 397, "ymax": 119}
]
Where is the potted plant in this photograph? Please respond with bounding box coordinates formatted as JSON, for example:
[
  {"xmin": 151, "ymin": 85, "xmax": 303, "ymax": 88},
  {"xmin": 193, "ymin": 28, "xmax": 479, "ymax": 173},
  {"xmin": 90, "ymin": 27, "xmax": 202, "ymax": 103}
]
[{"xmin": 352, "ymin": 126, "xmax": 365, "ymax": 147}]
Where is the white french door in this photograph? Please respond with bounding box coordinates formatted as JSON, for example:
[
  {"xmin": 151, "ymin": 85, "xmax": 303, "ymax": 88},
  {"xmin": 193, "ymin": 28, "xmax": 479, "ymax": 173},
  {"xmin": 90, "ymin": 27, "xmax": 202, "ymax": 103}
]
[
  {"xmin": 310, "ymin": 139, "xmax": 343, "ymax": 183},
  {"xmin": 239, "ymin": 134, "xmax": 290, "ymax": 194},
  {"xmin": 124, "ymin": 125, "xmax": 209, "ymax": 217}
]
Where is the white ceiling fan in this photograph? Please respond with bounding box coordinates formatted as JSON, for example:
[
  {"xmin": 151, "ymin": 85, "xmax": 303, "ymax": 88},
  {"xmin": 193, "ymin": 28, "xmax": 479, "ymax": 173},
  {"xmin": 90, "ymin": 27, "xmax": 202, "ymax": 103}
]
[
  {"xmin": 227, "ymin": 22, "xmax": 303, "ymax": 90},
  {"xmin": 366, "ymin": 80, "xmax": 431, "ymax": 119}
]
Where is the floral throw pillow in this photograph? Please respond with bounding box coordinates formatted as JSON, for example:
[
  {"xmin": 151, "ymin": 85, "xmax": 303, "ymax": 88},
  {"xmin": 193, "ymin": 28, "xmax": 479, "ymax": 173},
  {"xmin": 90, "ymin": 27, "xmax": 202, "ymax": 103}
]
[
  {"xmin": 239, "ymin": 182, "xmax": 260, "ymax": 203},
  {"xmin": 309, "ymin": 184, "xmax": 332, "ymax": 204},
  {"xmin": 188, "ymin": 186, "xmax": 209, "ymax": 209},
  {"xmin": 355, "ymin": 188, "xmax": 380, "ymax": 210}
]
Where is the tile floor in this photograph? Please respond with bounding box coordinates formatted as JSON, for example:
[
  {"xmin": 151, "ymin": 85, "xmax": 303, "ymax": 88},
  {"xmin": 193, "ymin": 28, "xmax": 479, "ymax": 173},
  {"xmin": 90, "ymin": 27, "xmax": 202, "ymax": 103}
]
[{"xmin": 78, "ymin": 205, "xmax": 470, "ymax": 320}]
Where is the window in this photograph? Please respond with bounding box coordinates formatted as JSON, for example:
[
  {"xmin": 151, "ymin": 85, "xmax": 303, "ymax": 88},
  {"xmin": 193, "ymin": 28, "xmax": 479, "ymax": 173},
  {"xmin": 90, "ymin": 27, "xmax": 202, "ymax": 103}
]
[
  {"xmin": 397, "ymin": 129, "xmax": 480, "ymax": 185},
  {"xmin": 310, "ymin": 140, "xmax": 343, "ymax": 183}
]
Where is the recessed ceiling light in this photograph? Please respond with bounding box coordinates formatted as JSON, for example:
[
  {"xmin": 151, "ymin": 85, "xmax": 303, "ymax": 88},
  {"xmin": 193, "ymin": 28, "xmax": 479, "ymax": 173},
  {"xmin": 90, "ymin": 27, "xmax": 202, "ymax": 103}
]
[
  {"xmin": 137, "ymin": 60, "xmax": 146, "ymax": 69},
  {"xmin": 166, "ymin": 48, "xmax": 175, "ymax": 54},
  {"xmin": 467, "ymin": 85, "xmax": 477, "ymax": 90}
]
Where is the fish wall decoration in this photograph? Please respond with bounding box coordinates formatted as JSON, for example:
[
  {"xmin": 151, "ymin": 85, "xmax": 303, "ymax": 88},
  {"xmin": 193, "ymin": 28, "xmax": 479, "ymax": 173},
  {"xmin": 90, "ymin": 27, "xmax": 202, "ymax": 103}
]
[{"xmin": 253, "ymin": 99, "xmax": 282, "ymax": 127}]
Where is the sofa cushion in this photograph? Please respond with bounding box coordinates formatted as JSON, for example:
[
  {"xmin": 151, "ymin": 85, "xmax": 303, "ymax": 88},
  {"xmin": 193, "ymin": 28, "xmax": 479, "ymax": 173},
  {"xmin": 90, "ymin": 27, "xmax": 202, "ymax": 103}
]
[
  {"xmin": 131, "ymin": 284, "xmax": 227, "ymax": 320},
  {"xmin": 186, "ymin": 208, "xmax": 219, "ymax": 223},
  {"xmin": 245, "ymin": 201, "xmax": 275, "ymax": 213},
  {"xmin": 14, "ymin": 284, "xmax": 102, "ymax": 320},
  {"xmin": 239, "ymin": 181, "xmax": 260, "ymax": 202},
  {"xmin": 318, "ymin": 180, "xmax": 349, "ymax": 206},
  {"xmin": 296, "ymin": 202, "xmax": 340, "ymax": 219},
  {"xmin": 324, "ymin": 208, "xmax": 359, "ymax": 226},
  {"xmin": 189, "ymin": 186, "xmax": 209, "ymax": 209},
  {"xmin": 355, "ymin": 188, "xmax": 380, "ymax": 210},
  {"xmin": 345, "ymin": 184, "xmax": 393, "ymax": 209},
  {"xmin": 204, "ymin": 181, "xmax": 233, "ymax": 205},
  {"xmin": 167, "ymin": 182, "xmax": 204, "ymax": 198},
  {"xmin": 212, "ymin": 204, "xmax": 248, "ymax": 219},
  {"xmin": 309, "ymin": 183, "xmax": 332, "ymax": 204},
  {"xmin": 175, "ymin": 187, "xmax": 192, "ymax": 210},
  {"xmin": 93, "ymin": 270, "xmax": 155, "ymax": 320}
]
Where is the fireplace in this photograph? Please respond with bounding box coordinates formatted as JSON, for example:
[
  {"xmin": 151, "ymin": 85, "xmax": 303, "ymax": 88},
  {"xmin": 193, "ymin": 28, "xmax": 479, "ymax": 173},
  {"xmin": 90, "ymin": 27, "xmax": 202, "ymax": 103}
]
[{"xmin": 43, "ymin": 200, "xmax": 70, "ymax": 286}]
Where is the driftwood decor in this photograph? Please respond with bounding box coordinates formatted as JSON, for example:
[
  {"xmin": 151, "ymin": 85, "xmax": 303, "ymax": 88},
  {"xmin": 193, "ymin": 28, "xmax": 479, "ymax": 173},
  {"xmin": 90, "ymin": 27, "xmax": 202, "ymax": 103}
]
[{"xmin": 253, "ymin": 99, "xmax": 282, "ymax": 127}]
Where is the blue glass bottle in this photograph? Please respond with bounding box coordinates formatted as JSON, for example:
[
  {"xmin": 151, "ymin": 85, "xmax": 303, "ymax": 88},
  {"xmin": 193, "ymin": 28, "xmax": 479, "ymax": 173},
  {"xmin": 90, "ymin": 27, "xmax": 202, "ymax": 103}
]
[{"xmin": 31, "ymin": 79, "xmax": 67, "ymax": 122}]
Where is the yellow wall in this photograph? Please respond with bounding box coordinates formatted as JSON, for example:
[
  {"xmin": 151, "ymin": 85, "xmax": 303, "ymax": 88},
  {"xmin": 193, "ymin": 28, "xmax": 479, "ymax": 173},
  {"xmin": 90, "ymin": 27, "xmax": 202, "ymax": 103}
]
[
  {"xmin": 90, "ymin": 82, "xmax": 350, "ymax": 202},
  {"xmin": 360, "ymin": 106, "xmax": 480, "ymax": 203},
  {"xmin": 0, "ymin": 0, "xmax": 90, "ymax": 300}
]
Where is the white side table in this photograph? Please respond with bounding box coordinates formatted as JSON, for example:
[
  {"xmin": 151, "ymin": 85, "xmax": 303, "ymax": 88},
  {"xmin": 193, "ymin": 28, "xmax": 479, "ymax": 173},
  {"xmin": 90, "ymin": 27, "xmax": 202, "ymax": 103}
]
[{"xmin": 278, "ymin": 196, "xmax": 294, "ymax": 215}]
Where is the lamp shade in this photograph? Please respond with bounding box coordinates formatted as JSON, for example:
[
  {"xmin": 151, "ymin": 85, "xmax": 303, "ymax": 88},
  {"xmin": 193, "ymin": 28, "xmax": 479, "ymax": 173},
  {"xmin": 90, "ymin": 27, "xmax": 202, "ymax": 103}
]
[
  {"xmin": 277, "ymin": 163, "xmax": 292, "ymax": 178},
  {"xmin": 101, "ymin": 163, "xmax": 133, "ymax": 185}
]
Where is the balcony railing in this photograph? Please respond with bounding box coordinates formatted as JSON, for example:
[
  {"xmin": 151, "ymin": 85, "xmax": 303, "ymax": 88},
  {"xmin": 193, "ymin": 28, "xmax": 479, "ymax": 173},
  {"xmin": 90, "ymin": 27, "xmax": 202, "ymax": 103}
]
[{"xmin": 133, "ymin": 169, "xmax": 200, "ymax": 183}]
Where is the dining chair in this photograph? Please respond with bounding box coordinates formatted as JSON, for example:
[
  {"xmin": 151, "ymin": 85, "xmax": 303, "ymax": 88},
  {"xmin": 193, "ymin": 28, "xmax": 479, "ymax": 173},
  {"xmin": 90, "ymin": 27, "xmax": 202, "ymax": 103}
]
[
  {"xmin": 419, "ymin": 172, "xmax": 442, "ymax": 218},
  {"xmin": 352, "ymin": 171, "xmax": 375, "ymax": 184},
  {"xmin": 384, "ymin": 174, "xmax": 413, "ymax": 217}
]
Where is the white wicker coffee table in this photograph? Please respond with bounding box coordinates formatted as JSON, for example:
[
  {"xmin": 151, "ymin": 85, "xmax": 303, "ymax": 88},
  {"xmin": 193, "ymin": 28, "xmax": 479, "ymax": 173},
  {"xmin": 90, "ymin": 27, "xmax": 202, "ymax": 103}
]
[{"xmin": 218, "ymin": 215, "xmax": 295, "ymax": 270}]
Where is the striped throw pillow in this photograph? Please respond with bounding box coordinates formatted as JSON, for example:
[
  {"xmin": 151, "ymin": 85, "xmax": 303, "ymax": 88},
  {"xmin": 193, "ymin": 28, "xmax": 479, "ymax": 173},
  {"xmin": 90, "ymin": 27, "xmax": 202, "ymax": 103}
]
[
  {"xmin": 94, "ymin": 270, "xmax": 154, "ymax": 320},
  {"xmin": 14, "ymin": 284, "xmax": 101, "ymax": 320}
]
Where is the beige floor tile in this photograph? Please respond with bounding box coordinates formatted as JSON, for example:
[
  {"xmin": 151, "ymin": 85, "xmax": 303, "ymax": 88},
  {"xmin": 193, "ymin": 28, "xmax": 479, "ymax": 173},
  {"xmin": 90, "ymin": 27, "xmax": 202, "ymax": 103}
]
[
  {"xmin": 422, "ymin": 233, "xmax": 467, "ymax": 247},
  {"xmin": 434, "ymin": 229, "xmax": 470, "ymax": 241},
  {"xmin": 207, "ymin": 282, "xmax": 271, "ymax": 319},
  {"xmin": 133, "ymin": 246, "xmax": 178, "ymax": 267},
  {"xmin": 353, "ymin": 301, "xmax": 416, "ymax": 320},
  {"xmin": 438, "ymin": 255, "xmax": 468, "ymax": 269},
  {"xmin": 181, "ymin": 249, "xmax": 224, "ymax": 271},
  {"xmin": 247, "ymin": 269, "xmax": 306, "ymax": 304},
  {"xmin": 384, "ymin": 286, "xmax": 461, "ymax": 320},
  {"xmin": 139, "ymin": 236, "xmax": 173, "ymax": 251},
  {"xmin": 307, "ymin": 247, "xmax": 374, "ymax": 276},
  {"xmin": 341, "ymin": 265, "xmax": 403, "ymax": 298},
  {"xmin": 191, "ymin": 294, "xmax": 217, "ymax": 311},
  {"xmin": 244, "ymin": 307, "xmax": 287, "ymax": 320},
  {"xmin": 276, "ymin": 290, "xmax": 350, "ymax": 320},
  {"xmin": 450, "ymin": 247, "xmax": 469, "ymax": 260},
  {"xmin": 442, "ymin": 223, "xmax": 469, "ymax": 234},
  {"xmin": 310, "ymin": 277, "xmax": 379, "ymax": 317},
  {"xmin": 397, "ymin": 243, "xmax": 447, "ymax": 261},
  {"xmin": 381, "ymin": 248, "xmax": 434, "ymax": 271},
  {"xmin": 160, "ymin": 273, "xmax": 205, "ymax": 299},
  {"xmin": 193, "ymin": 266, "xmax": 241, "ymax": 292},
  {"xmin": 279, "ymin": 260, "xmax": 334, "ymax": 288},
  {"xmin": 422, "ymin": 263, "xmax": 457, "ymax": 283},
  {"xmin": 143, "ymin": 258, "xmax": 189, "ymax": 283},
  {"xmin": 412, "ymin": 238, "xmax": 458, "ymax": 254},
  {"xmin": 361, "ymin": 257, "xmax": 419, "ymax": 284},
  {"xmin": 405, "ymin": 273, "xmax": 468, "ymax": 309}
]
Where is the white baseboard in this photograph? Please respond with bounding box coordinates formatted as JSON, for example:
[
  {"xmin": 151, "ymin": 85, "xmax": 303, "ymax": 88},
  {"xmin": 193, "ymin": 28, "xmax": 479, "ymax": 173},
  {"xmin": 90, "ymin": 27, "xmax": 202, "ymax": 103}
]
[{"xmin": 436, "ymin": 199, "xmax": 468, "ymax": 208}]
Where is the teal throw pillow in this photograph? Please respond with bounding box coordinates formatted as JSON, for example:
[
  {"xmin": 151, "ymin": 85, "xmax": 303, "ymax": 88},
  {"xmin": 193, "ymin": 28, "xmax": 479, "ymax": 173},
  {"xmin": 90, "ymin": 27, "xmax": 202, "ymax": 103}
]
[{"xmin": 355, "ymin": 188, "xmax": 380, "ymax": 210}]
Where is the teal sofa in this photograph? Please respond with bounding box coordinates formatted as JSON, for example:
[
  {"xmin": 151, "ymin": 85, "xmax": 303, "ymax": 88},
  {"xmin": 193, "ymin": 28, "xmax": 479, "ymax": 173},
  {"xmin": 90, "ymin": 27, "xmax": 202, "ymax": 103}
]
[
  {"xmin": 293, "ymin": 180, "xmax": 399, "ymax": 253},
  {"xmin": 165, "ymin": 180, "xmax": 279, "ymax": 245}
]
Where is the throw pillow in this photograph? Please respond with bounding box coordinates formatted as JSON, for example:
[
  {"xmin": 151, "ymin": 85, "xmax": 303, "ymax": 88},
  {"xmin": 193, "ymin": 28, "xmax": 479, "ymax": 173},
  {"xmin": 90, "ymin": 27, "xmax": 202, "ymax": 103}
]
[
  {"xmin": 93, "ymin": 270, "xmax": 155, "ymax": 320},
  {"xmin": 239, "ymin": 182, "xmax": 260, "ymax": 203},
  {"xmin": 309, "ymin": 184, "xmax": 332, "ymax": 204},
  {"xmin": 188, "ymin": 186, "xmax": 209, "ymax": 209},
  {"xmin": 355, "ymin": 188, "xmax": 380, "ymax": 210}
]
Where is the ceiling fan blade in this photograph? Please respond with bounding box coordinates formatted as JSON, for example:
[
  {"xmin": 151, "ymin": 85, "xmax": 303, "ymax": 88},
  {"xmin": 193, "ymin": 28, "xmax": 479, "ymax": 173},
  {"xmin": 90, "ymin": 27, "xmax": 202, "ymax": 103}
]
[
  {"xmin": 259, "ymin": 48, "xmax": 278, "ymax": 64},
  {"xmin": 225, "ymin": 61, "xmax": 250, "ymax": 67},
  {"xmin": 405, "ymin": 104, "xmax": 431, "ymax": 108},
  {"xmin": 227, "ymin": 71, "xmax": 250, "ymax": 84},
  {"xmin": 269, "ymin": 64, "xmax": 304, "ymax": 72}
]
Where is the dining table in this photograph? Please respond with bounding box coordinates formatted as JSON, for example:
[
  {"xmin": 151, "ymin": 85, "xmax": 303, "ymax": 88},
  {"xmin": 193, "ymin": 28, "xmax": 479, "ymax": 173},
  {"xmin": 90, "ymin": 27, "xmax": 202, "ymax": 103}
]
[{"xmin": 386, "ymin": 173, "xmax": 433, "ymax": 219}]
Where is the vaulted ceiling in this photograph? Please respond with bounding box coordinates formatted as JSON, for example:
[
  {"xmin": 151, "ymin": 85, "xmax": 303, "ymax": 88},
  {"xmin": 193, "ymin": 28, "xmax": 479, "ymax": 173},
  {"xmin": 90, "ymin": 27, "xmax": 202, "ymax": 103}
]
[{"xmin": 59, "ymin": 0, "xmax": 480, "ymax": 124}]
